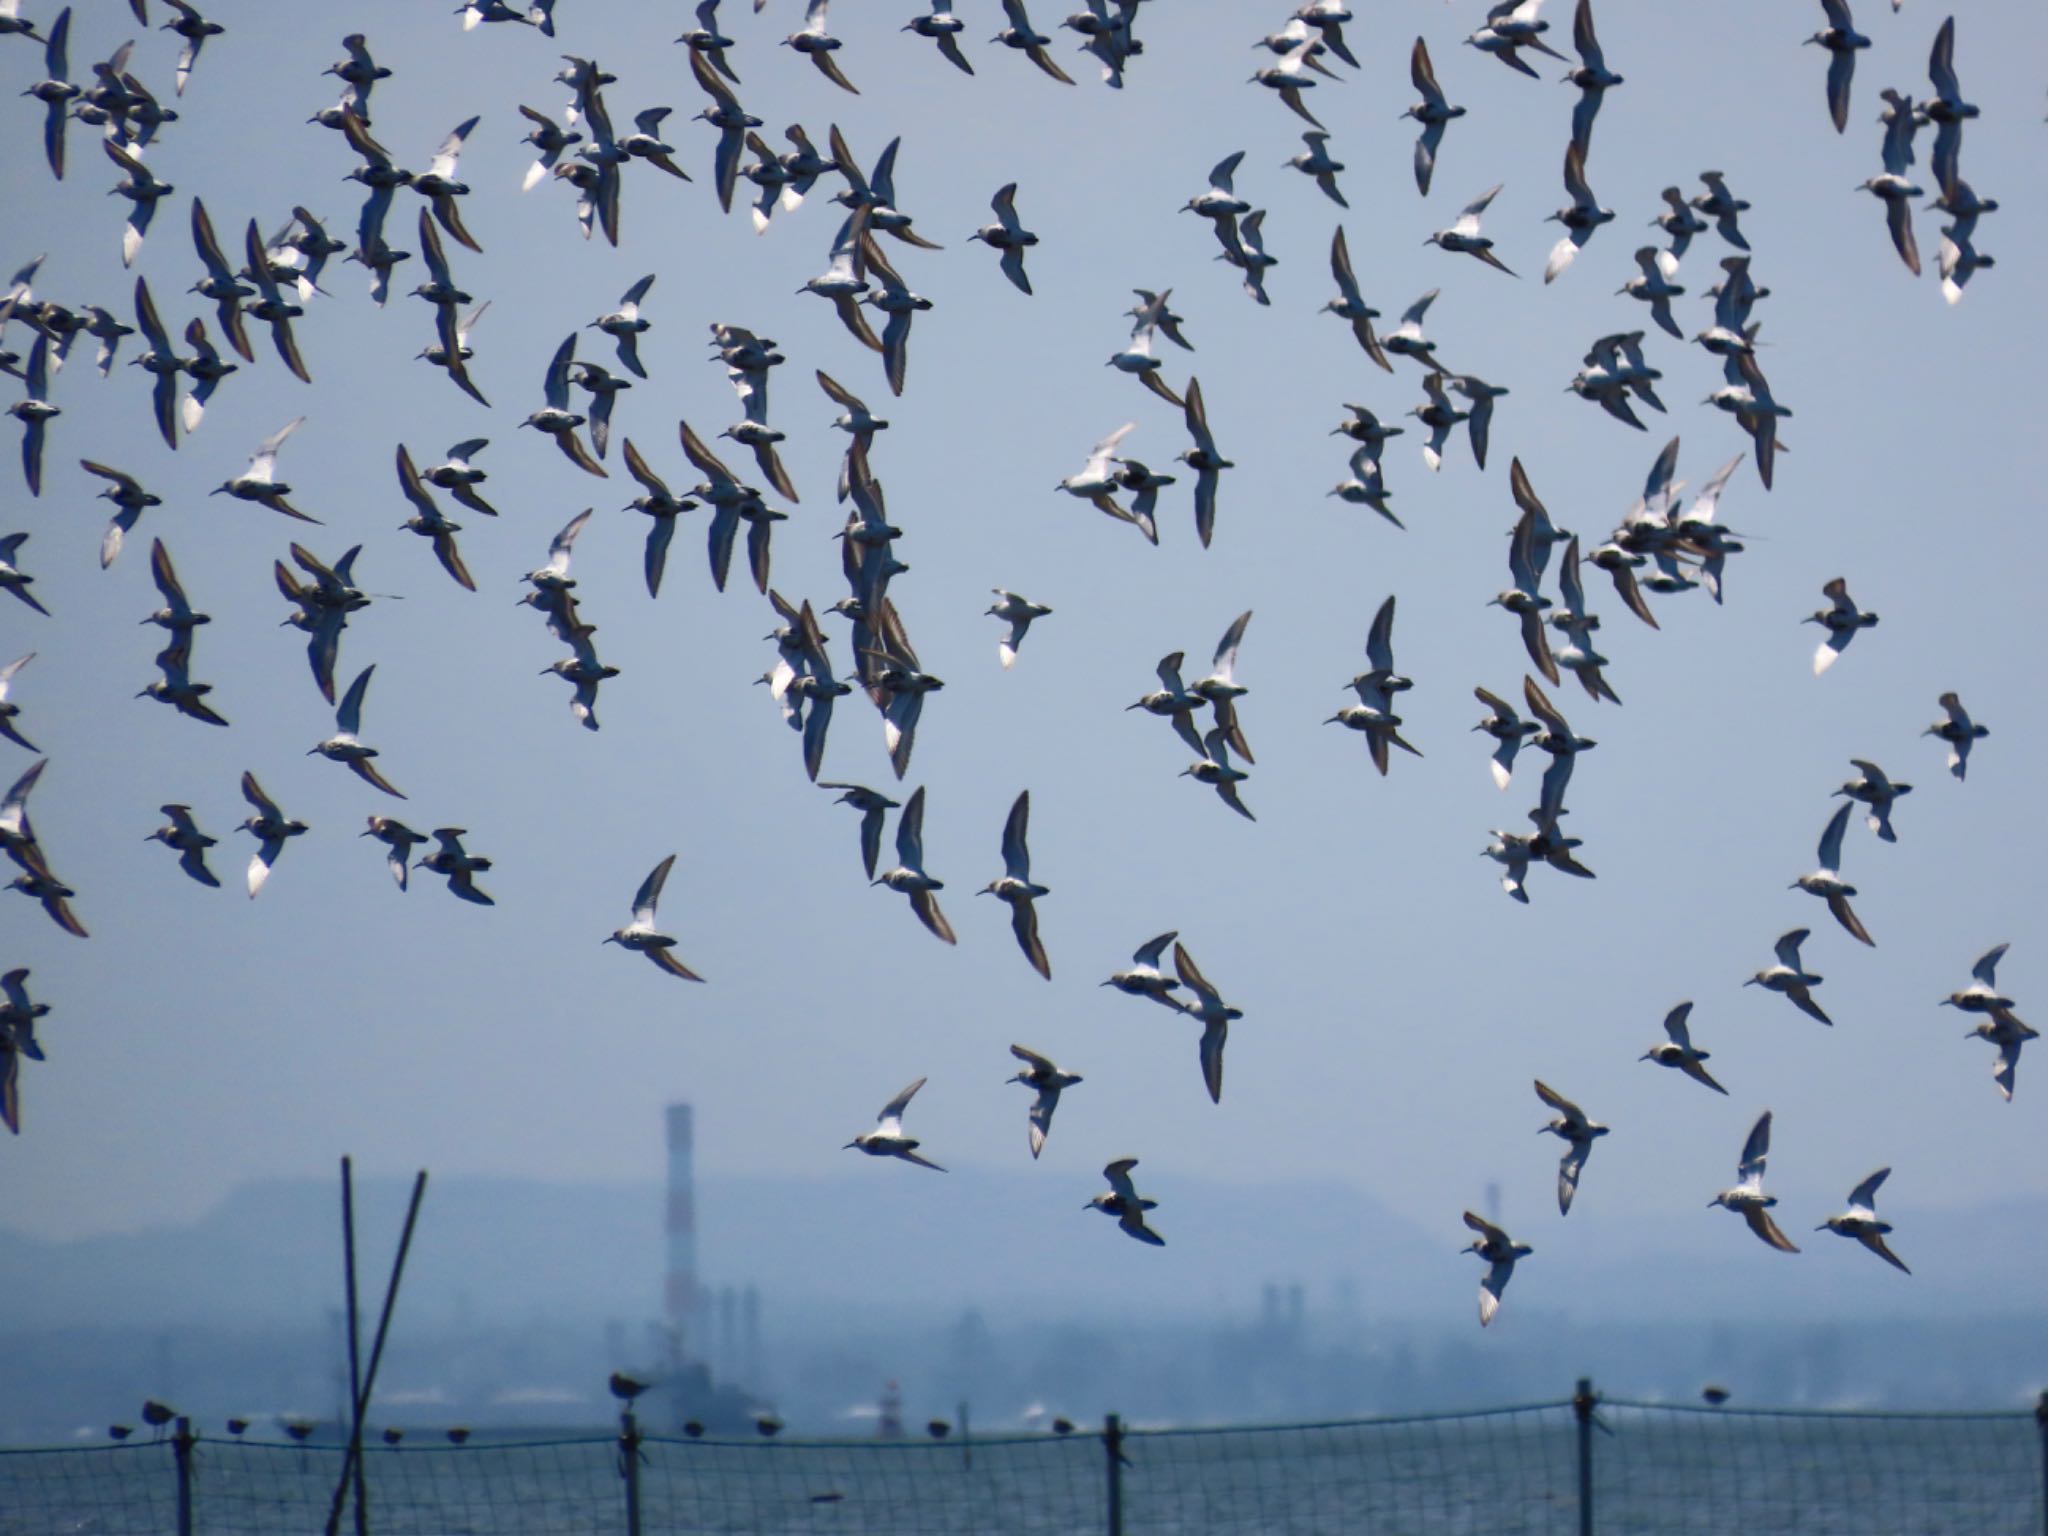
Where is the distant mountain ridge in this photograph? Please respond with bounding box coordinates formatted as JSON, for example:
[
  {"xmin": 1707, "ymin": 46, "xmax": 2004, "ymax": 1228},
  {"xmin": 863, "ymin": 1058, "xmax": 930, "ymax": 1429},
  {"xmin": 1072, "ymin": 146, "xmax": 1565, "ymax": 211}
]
[{"xmin": 2, "ymin": 1172, "xmax": 2041, "ymax": 1331}]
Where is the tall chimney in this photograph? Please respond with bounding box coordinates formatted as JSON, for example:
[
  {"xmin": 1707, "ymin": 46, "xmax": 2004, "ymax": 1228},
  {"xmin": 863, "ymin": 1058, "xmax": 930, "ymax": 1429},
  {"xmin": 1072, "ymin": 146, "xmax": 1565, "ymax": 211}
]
[{"xmin": 664, "ymin": 1105, "xmax": 699, "ymax": 1345}]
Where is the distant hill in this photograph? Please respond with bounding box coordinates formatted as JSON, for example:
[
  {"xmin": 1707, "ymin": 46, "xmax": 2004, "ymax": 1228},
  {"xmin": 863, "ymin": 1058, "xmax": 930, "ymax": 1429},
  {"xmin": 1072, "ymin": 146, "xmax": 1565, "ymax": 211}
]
[{"xmin": 2, "ymin": 1171, "xmax": 2042, "ymax": 1331}]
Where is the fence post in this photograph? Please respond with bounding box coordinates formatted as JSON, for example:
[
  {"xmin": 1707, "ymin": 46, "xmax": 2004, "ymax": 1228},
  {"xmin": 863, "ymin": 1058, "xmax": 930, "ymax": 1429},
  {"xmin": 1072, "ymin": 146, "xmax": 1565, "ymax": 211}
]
[
  {"xmin": 619, "ymin": 1408, "xmax": 643, "ymax": 1536},
  {"xmin": 1572, "ymin": 1378, "xmax": 1595, "ymax": 1536},
  {"xmin": 172, "ymin": 1416, "xmax": 195, "ymax": 1536},
  {"xmin": 2034, "ymin": 1390, "xmax": 2047, "ymax": 1536},
  {"xmin": 1103, "ymin": 1414, "xmax": 1124, "ymax": 1536}
]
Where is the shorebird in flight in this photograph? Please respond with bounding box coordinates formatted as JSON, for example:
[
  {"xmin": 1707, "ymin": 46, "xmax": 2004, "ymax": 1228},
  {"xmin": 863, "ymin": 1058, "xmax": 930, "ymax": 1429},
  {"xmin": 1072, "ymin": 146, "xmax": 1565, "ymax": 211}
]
[
  {"xmin": 1792, "ymin": 802, "xmax": 1874, "ymax": 947},
  {"xmin": 1007, "ymin": 1044, "xmax": 1080, "ymax": 1159},
  {"xmin": 1747, "ymin": 929, "xmax": 1831, "ymax": 1025},
  {"xmin": 1174, "ymin": 941, "xmax": 1241, "ymax": 1104},
  {"xmin": 845, "ymin": 1077, "xmax": 944, "ymax": 1170},
  {"xmin": 1463, "ymin": 1211, "xmax": 1530, "ymax": 1326},
  {"xmin": 604, "ymin": 854, "xmax": 704, "ymax": 981},
  {"xmin": 981, "ymin": 790, "xmax": 1050, "ymax": 978},
  {"xmin": 146, "ymin": 804, "xmax": 219, "ymax": 887},
  {"xmin": 1709, "ymin": 1110, "xmax": 1799, "ymax": 1253},
  {"xmin": 1924, "ymin": 692, "xmax": 1987, "ymax": 780},
  {"xmin": 237, "ymin": 771, "xmax": 307, "ymax": 900},
  {"xmin": 872, "ymin": 785, "xmax": 954, "ymax": 944},
  {"xmin": 1835, "ymin": 759, "xmax": 1911, "ymax": 843},
  {"xmin": 1102, "ymin": 931, "xmax": 1183, "ymax": 1010},
  {"xmin": 1088, "ymin": 1159, "xmax": 1164, "ymax": 1245},
  {"xmin": 1817, "ymin": 1168, "xmax": 1909, "ymax": 1273},
  {"xmin": 1534, "ymin": 1080, "xmax": 1608, "ymax": 1215},
  {"xmin": 1640, "ymin": 1002, "xmax": 1728, "ymax": 1094}
]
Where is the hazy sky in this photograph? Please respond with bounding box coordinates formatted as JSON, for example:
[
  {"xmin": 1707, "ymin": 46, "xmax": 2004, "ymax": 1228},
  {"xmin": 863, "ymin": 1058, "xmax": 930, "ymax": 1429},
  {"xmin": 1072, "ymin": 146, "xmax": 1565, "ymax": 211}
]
[{"xmin": 3, "ymin": 0, "xmax": 2045, "ymax": 1342}]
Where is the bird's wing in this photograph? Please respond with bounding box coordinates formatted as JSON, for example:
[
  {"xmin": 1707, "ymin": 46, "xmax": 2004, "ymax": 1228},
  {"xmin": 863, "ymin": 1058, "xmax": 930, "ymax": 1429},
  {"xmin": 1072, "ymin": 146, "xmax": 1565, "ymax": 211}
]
[
  {"xmin": 1817, "ymin": 800, "xmax": 1852, "ymax": 871},
  {"xmin": 632, "ymin": 853, "xmax": 676, "ymax": 924},
  {"xmin": 1011, "ymin": 897, "xmax": 1050, "ymax": 979},
  {"xmin": 1737, "ymin": 1110, "xmax": 1772, "ymax": 1185},
  {"xmin": 1847, "ymin": 1167, "xmax": 1890, "ymax": 1214},
  {"xmin": 1744, "ymin": 1207, "xmax": 1799, "ymax": 1253},
  {"xmin": 878, "ymin": 1076, "xmax": 926, "ymax": 1124},
  {"xmin": 1662, "ymin": 1002, "xmax": 1694, "ymax": 1049},
  {"xmin": 1198, "ymin": 1018, "xmax": 1225, "ymax": 1103},
  {"xmin": 335, "ymin": 664, "xmax": 374, "ymax": 736},
  {"xmin": 1365, "ymin": 595, "xmax": 1397, "ymax": 674},
  {"xmin": 1000, "ymin": 790, "xmax": 1032, "ymax": 880},
  {"xmin": 240, "ymin": 770, "xmax": 281, "ymax": 820}
]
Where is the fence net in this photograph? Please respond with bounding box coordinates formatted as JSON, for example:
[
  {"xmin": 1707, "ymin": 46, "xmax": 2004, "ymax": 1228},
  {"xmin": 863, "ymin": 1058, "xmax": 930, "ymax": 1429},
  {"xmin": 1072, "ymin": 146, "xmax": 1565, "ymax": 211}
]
[
  {"xmin": 1, "ymin": 1396, "xmax": 2041, "ymax": 1536},
  {"xmin": 1595, "ymin": 1399, "xmax": 2043, "ymax": 1536},
  {"xmin": 1122, "ymin": 1402, "xmax": 1581, "ymax": 1536}
]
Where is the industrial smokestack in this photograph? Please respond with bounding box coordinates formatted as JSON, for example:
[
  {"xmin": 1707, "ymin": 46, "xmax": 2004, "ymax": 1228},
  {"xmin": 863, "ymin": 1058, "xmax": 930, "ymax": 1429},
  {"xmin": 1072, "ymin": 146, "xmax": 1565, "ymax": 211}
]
[{"xmin": 664, "ymin": 1106, "xmax": 700, "ymax": 1345}]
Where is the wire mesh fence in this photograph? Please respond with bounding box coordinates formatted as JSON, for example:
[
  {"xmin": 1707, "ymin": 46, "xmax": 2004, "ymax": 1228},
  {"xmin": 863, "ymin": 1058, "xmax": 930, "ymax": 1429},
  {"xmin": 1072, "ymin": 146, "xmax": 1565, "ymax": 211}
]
[
  {"xmin": 1120, "ymin": 1402, "xmax": 1583, "ymax": 1536},
  {"xmin": 2, "ymin": 1387, "xmax": 2043, "ymax": 1536}
]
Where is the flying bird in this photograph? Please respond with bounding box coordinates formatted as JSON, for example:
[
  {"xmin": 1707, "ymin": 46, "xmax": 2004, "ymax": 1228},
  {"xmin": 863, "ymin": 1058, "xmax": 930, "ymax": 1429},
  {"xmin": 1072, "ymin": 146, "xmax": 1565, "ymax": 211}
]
[
  {"xmin": 845, "ymin": 1077, "xmax": 944, "ymax": 1170},
  {"xmin": 237, "ymin": 771, "xmax": 308, "ymax": 899},
  {"xmin": 1562, "ymin": 0, "xmax": 1622, "ymax": 157},
  {"xmin": 819, "ymin": 783, "xmax": 898, "ymax": 882},
  {"xmin": 1088, "ymin": 1159, "xmax": 1164, "ymax": 1245},
  {"xmin": 981, "ymin": 790, "xmax": 1050, "ymax": 978},
  {"xmin": 1806, "ymin": 0, "xmax": 1870, "ymax": 134},
  {"xmin": 603, "ymin": 854, "xmax": 705, "ymax": 981},
  {"xmin": 522, "ymin": 335, "xmax": 606, "ymax": 477},
  {"xmin": 1534, "ymin": 1080, "xmax": 1608, "ymax": 1215},
  {"xmin": 1287, "ymin": 131, "xmax": 1346, "ymax": 208},
  {"xmin": 1006, "ymin": 1044, "xmax": 1079, "ymax": 1158},
  {"xmin": 0, "ymin": 655, "xmax": 37, "ymax": 753},
  {"xmin": 967, "ymin": 183, "xmax": 1036, "ymax": 295},
  {"xmin": 1640, "ymin": 1002, "xmax": 1728, "ymax": 1094},
  {"xmin": 1102, "ymin": 931, "xmax": 1183, "ymax": 1009},
  {"xmin": 7, "ymin": 335, "xmax": 59, "ymax": 497},
  {"xmin": 785, "ymin": 0, "xmax": 860, "ymax": 94},
  {"xmin": 1426, "ymin": 185, "xmax": 1516, "ymax": 276},
  {"xmin": 1792, "ymin": 802, "xmax": 1874, "ymax": 946},
  {"xmin": 394, "ymin": 444, "xmax": 474, "ymax": 591},
  {"xmin": 213, "ymin": 417, "xmax": 316, "ymax": 522},
  {"xmin": 1463, "ymin": 1211, "xmax": 1530, "ymax": 1326},
  {"xmin": 417, "ymin": 828, "xmax": 494, "ymax": 905},
  {"xmin": 1177, "ymin": 378, "xmax": 1234, "ymax": 548},
  {"xmin": 986, "ymin": 590, "xmax": 1050, "ymax": 669},
  {"xmin": 1817, "ymin": 1168, "xmax": 1910, "ymax": 1273},
  {"xmin": 905, "ymin": 0, "xmax": 974, "ymax": 75},
  {"xmin": 993, "ymin": 0, "xmax": 1074, "ymax": 85},
  {"xmin": 1709, "ymin": 1110, "xmax": 1799, "ymax": 1253},
  {"xmin": 1835, "ymin": 760, "xmax": 1911, "ymax": 842},
  {"xmin": 1403, "ymin": 37, "xmax": 1464, "ymax": 197},
  {"xmin": 361, "ymin": 816, "xmax": 428, "ymax": 891},
  {"xmin": 1322, "ymin": 227, "xmax": 1389, "ymax": 371},
  {"xmin": 1746, "ymin": 929, "xmax": 1831, "ymax": 1025},
  {"xmin": 1924, "ymin": 692, "xmax": 1987, "ymax": 780},
  {"xmin": 146, "ymin": 803, "xmax": 219, "ymax": 887},
  {"xmin": 309, "ymin": 666, "xmax": 406, "ymax": 799},
  {"xmin": 1174, "ymin": 941, "xmax": 1241, "ymax": 1104},
  {"xmin": 872, "ymin": 785, "xmax": 954, "ymax": 944}
]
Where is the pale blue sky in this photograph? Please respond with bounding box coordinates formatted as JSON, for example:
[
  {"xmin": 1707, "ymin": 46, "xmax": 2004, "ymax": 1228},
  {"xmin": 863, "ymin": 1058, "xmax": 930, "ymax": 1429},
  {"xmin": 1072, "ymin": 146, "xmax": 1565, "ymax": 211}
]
[{"xmin": 2, "ymin": 0, "xmax": 2045, "ymax": 1340}]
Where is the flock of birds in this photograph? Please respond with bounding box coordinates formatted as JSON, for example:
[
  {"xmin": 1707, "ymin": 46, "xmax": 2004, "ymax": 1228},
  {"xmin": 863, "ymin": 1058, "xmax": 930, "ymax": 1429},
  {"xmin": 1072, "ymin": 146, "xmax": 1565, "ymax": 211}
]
[{"xmin": 0, "ymin": 0, "xmax": 2034, "ymax": 1344}]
